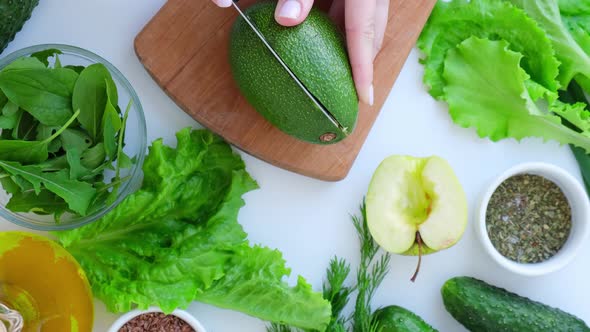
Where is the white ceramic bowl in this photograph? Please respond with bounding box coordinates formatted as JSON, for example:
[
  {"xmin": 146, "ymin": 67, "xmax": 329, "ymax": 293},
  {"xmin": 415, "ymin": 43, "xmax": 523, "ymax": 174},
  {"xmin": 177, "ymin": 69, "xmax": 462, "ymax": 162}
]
[
  {"xmin": 108, "ymin": 307, "xmax": 207, "ymax": 332},
  {"xmin": 477, "ymin": 162, "xmax": 590, "ymax": 277}
]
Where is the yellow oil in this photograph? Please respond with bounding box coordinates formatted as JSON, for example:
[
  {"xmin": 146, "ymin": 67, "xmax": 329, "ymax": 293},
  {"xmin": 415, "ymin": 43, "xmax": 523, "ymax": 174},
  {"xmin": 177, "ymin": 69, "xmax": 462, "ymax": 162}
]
[{"xmin": 0, "ymin": 232, "xmax": 93, "ymax": 332}]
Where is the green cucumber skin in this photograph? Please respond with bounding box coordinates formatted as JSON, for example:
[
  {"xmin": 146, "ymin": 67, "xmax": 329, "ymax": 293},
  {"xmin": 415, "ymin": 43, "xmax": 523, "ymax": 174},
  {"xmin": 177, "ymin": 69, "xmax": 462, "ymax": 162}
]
[
  {"xmin": 229, "ymin": 1, "xmax": 358, "ymax": 144},
  {"xmin": 373, "ymin": 305, "xmax": 438, "ymax": 332},
  {"xmin": 442, "ymin": 276, "xmax": 590, "ymax": 332},
  {"xmin": 0, "ymin": 0, "xmax": 39, "ymax": 53}
]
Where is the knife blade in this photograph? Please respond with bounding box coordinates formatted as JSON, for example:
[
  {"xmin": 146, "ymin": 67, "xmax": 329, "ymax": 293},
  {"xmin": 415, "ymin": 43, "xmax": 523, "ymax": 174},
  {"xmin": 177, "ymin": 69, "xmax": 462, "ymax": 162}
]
[{"xmin": 231, "ymin": 0, "xmax": 349, "ymax": 136}]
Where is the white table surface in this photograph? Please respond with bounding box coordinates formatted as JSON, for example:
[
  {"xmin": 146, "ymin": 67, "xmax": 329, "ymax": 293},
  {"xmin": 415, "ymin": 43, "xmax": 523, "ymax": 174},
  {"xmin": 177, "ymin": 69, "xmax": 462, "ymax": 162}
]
[{"xmin": 1, "ymin": 1, "xmax": 589, "ymax": 331}]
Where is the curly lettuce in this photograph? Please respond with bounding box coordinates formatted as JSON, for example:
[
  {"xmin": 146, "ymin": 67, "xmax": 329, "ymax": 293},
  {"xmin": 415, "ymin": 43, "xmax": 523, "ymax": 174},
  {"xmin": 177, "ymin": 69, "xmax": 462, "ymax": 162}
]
[
  {"xmin": 508, "ymin": 0, "xmax": 590, "ymax": 90},
  {"xmin": 443, "ymin": 37, "xmax": 590, "ymax": 151},
  {"xmin": 418, "ymin": 0, "xmax": 590, "ymax": 153},
  {"xmin": 418, "ymin": 0, "xmax": 560, "ymax": 99},
  {"xmin": 56, "ymin": 128, "xmax": 330, "ymax": 331}
]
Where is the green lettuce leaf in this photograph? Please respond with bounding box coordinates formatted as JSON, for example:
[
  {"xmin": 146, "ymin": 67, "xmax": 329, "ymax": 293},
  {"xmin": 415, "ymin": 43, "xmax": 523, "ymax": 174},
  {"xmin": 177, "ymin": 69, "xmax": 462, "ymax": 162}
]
[
  {"xmin": 508, "ymin": 0, "xmax": 590, "ymax": 90},
  {"xmin": 418, "ymin": 0, "xmax": 560, "ymax": 99},
  {"xmin": 196, "ymin": 245, "xmax": 332, "ymax": 331},
  {"xmin": 56, "ymin": 128, "xmax": 330, "ymax": 330},
  {"xmin": 443, "ymin": 36, "xmax": 590, "ymax": 151}
]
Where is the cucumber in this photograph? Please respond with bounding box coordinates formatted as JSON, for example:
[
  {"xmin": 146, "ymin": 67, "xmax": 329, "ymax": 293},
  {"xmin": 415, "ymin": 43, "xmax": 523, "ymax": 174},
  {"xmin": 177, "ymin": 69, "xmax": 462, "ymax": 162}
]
[
  {"xmin": 373, "ymin": 305, "xmax": 438, "ymax": 332},
  {"xmin": 442, "ymin": 276, "xmax": 590, "ymax": 332}
]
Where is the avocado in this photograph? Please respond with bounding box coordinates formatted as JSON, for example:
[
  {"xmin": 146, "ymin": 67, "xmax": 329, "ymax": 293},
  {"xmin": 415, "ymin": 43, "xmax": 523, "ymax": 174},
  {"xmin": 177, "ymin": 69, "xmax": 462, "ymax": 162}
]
[
  {"xmin": 229, "ymin": 1, "xmax": 358, "ymax": 144},
  {"xmin": 0, "ymin": 0, "xmax": 39, "ymax": 53},
  {"xmin": 373, "ymin": 305, "xmax": 438, "ymax": 332},
  {"xmin": 442, "ymin": 276, "xmax": 590, "ymax": 332}
]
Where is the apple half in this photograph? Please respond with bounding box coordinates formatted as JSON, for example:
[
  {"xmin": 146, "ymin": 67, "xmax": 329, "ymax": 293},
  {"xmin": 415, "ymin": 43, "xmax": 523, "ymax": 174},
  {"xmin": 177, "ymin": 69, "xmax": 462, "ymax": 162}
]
[{"xmin": 366, "ymin": 155, "xmax": 468, "ymax": 281}]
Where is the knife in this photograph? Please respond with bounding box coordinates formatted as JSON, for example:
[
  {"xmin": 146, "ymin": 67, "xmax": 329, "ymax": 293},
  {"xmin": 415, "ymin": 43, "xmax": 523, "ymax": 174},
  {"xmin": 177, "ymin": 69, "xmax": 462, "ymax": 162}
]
[{"xmin": 231, "ymin": 0, "xmax": 349, "ymax": 136}]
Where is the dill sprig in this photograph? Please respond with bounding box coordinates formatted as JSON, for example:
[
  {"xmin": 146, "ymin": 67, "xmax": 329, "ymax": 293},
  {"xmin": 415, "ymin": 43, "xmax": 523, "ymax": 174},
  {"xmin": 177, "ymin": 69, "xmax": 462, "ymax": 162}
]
[
  {"xmin": 351, "ymin": 202, "xmax": 392, "ymax": 332},
  {"xmin": 266, "ymin": 200, "xmax": 391, "ymax": 332}
]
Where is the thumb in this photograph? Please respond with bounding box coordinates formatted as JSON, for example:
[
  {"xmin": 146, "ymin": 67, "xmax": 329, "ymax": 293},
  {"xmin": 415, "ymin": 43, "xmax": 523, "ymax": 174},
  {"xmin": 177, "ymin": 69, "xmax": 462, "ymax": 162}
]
[{"xmin": 275, "ymin": 0, "xmax": 314, "ymax": 26}]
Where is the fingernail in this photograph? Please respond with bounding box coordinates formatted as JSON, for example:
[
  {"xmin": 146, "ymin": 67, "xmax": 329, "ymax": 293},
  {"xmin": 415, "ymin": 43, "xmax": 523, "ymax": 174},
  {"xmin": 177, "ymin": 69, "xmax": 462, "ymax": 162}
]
[
  {"xmin": 368, "ymin": 84, "xmax": 374, "ymax": 106},
  {"xmin": 218, "ymin": 0, "xmax": 232, "ymax": 7},
  {"xmin": 279, "ymin": 0, "xmax": 302, "ymax": 19}
]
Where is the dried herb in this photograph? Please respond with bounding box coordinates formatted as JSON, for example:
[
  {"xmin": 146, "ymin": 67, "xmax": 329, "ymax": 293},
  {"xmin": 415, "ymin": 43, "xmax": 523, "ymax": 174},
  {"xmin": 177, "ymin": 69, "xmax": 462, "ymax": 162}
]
[
  {"xmin": 486, "ymin": 174, "xmax": 571, "ymax": 263},
  {"xmin": 118, "ymin": 312, "xmax": 195, "ymax": 332}
]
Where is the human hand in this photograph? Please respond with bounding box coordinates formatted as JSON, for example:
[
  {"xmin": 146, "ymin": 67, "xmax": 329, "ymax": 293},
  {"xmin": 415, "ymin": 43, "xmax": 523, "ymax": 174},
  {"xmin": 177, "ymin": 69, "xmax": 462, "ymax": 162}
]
[{"xmin": 212, "ymin": 0, "xmax": 389, "ymax": 106}]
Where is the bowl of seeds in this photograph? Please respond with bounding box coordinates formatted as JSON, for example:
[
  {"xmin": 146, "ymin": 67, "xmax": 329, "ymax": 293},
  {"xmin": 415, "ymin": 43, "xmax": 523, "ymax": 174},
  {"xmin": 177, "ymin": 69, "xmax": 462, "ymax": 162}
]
[
  {"xmin": 477, "ymin": 162, "xmax": 590, "ymax": 276},
  {"xmin": 108, "ymin": 307, "xmax": 206, "ymax": 332}
]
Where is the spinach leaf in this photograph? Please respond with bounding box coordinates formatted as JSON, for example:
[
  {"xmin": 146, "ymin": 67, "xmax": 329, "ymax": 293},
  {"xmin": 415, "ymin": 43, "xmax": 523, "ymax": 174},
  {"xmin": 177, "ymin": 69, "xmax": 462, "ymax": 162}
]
[
  {"xmin": 0, "ymin": 175, "xmax": 20, "ymax": 194},
  {"xmin": 0, "ymin": 90, "xmax": 7, "ymax": 107},
  {"xmin": 2, "ymin": 57, "xmax": 46, "ymax": 71},
  {"xmin": 60, "ymin": 128, "xmax": 93, "ymax": 152},
  {"xmin": 64, "ymin": 65, "xmax": 85, "ymax": 74},
  {"xmin": 0, "ymin": 67, "xmax": 78, "ymax": 125},
  {"xmin": 6, "ymin": 189, "xmax": 68, "ymax": 215},
  {"xmin": 0, "ymin": 161, "xmax": 96, "ymax": 215},
  {"xmin": 102, "ymin": 102, "xmax": 121, "ymax": 161},
  {"xmin": 30, "ymin": 48, "xmax": 63, "ymax": 67},
  {"xmin": 0, "ymin": 101, "xmax": 21, "ymax": 129},
  {"xmin": 72, "ymin": 64, "xmax": 117, "ymax": 139},
  {"xmin": 13, "ymin": 111, "xmax": 36, "ymax": 140},
  {"xmin": 0, "ymin": 110, "xmax": 79, "ymax": 164},
  {"xmin": 36, "ymin": 124, "xmax": 62, "ymax": 153}
]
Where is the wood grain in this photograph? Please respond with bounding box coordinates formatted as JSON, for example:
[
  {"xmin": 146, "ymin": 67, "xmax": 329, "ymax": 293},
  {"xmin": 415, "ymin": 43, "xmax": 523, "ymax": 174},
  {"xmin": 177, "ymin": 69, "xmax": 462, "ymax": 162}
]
[{"xmin": 135, "ymin": 0, "xmax": 435, "ymax": 181}]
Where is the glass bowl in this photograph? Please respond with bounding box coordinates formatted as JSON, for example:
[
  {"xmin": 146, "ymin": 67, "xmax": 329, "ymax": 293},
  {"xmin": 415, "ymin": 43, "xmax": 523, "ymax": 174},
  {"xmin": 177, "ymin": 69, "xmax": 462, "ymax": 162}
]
[{"xmin": 0, "ymin": 44, "xmax": 146, "ymax": 231}]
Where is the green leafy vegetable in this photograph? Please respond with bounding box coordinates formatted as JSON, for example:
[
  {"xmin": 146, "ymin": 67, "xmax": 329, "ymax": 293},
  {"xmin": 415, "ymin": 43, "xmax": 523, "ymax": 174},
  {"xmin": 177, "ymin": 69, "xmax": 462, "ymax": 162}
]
[
  {"xmin": 267, "ymin": 202, "xmax": 393, "ymax": 332},
  {"xmin": 417, "ymin": 0, "xmax": 590, "ymax": 155},
  {"xmin": 0, "ymin": 161, "xmax": 96, "ymax": 215},
  {"xmin": 55, "ymin": 128, "xmax": 330, "ymax": 331},
  {"xmin": 30, "ymin": 48, "xmax": 63, "ymax": 67},
  {"xmin": 443, "ymin": 36, "xmax": 590, "ymax": 151},
  {"xmin": 0, "ymin": 66, "xmax": 78, "ymax": 125},
  {"xmin": 0, "ymin": 49, "xmax": 137, "ymax": 221},
  {"xmin": 508, "ymin": 0, "xmax": 590, "ymax": 90},
  {"xmin": 0, "ymin": 109, "xmax": 79, "ymax": 164},
  {"xmin": 418, "ymin": 0, "xmax": 560, "ymax": 99},
  {"xmin": 72, "ymin": 64, "xmax": 117, "ymax": 139}
]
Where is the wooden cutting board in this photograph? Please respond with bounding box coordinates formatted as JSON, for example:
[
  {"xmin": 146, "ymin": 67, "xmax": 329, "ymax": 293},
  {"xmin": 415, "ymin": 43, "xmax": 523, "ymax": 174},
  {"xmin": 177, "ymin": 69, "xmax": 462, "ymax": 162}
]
[{"xmin": 134, "ymin": 0, "xmax": 435, "ymax": 181}]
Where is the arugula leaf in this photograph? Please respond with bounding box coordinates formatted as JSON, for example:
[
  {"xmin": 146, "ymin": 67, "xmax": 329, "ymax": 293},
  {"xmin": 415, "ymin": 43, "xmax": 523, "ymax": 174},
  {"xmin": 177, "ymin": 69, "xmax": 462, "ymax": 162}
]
[
  {"xmin": 6, "ymin": 189, "xmax": 68, "ymax": 215},
  {"xmin": 0, "ymin": 161, "xmax": 96, "ymax": 215},
  {"xmin": 60, "ymin": 128, "xmax": 93, "ymax": 152},
  {"xmin": 0, "ymin": 175, "xmax": 20, "ymax": 195},
  {"xmin": 30, "ymin": 48, "xmax": 63, "ymax": 67},
  {"xmin": 72, "ymin": 64, "xmax": 117, "ymax": 139},
  {"xmin": 66, "ymin": 148, "xmax": 91, "ymax": 180},
  {"xmin": 443, "ymin": 37, "xmax": 590, "ymax": 152},
  {"xmin": 0, "ymin": 110, "xmax": 79, "ymax": 164},
  {"xmin": 55, "ymin": 129, "xmax": 330, "ymax": 331},
  {"xmin": 106, "ymin": 100, "xmax": 132, "ymax": 205},
  {"xmin": 418, "ymin": 0, "xmax": 560, "ymax": 99},
  {"xmin": 80, "ymin": 143, "xmax": 106, "ymax": 170},
  {"xmin": 0, "ymin": 67, "xmax": 78, "ymax": 125}
]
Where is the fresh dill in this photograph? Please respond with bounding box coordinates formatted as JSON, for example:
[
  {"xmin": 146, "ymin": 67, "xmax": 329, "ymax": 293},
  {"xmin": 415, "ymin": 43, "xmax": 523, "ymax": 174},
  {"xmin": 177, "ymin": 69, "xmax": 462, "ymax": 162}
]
[{"xmin": 266, "ymin": 201, "xmax": 391, "ymax": 332}]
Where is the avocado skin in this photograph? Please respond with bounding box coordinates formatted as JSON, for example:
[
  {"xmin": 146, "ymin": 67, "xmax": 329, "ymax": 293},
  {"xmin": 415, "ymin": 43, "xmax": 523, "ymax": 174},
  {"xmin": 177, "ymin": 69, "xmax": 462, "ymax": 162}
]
[
  {"xmin": 0, "ymin": 0, "xmax": 39, "ymax": 53},
  {"xmin": 442, "ymin": 276, "xmax": 590, "ymax": 332},
  {"xmin": 229, "ymin": 1, "xmax": 358, "ymax": 144},
  {"xmin": 373, "ymin": 305, "xmax": 438, "ymax": 332}
]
